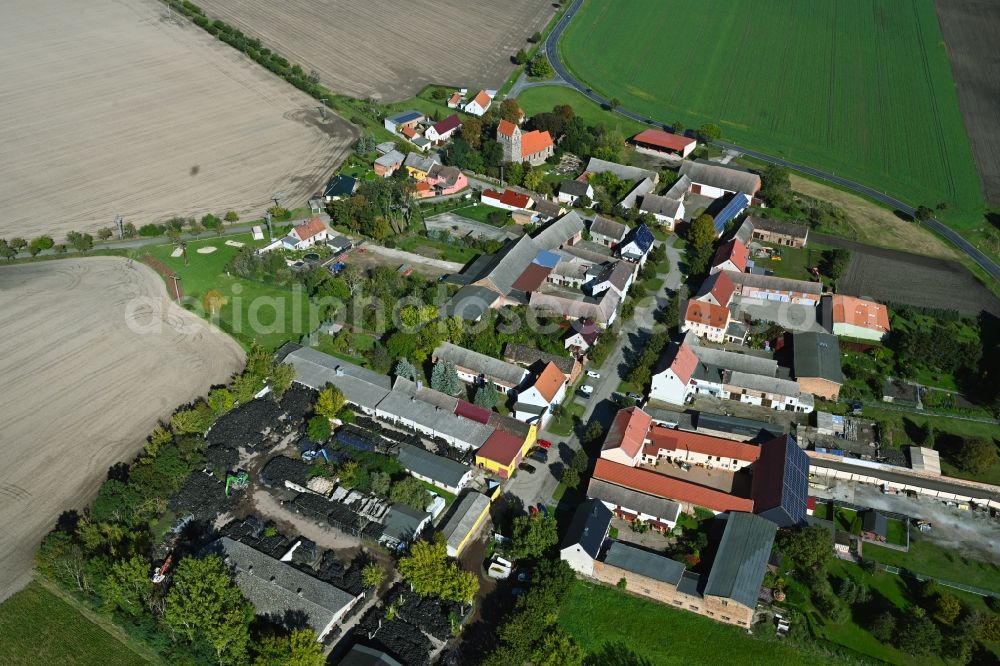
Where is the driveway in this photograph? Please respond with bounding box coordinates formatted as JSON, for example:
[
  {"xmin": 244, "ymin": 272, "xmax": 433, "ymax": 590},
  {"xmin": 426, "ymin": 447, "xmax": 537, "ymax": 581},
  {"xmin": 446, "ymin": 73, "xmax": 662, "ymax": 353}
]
[{"xmin": 424, "ymin": 212, "xmax": 520, "ymax": 242}]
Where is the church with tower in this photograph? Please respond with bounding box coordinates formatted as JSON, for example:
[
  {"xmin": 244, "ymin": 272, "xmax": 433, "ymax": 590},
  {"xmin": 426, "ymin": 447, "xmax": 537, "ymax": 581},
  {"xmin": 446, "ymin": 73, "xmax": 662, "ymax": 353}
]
[{"xmin": 497, "ymin": 119, "xmax": 554, "ymax": 167}]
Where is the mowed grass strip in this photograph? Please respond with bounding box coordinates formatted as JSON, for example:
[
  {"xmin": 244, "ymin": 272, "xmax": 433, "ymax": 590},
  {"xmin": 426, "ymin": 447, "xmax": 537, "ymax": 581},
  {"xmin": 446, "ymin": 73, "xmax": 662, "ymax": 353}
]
[
  {"xmin": 558, "ymin": 580, "xmax": 837, "ymax": 665},
  {"xmin": 0, "ymin": 582, "xmax": 152, "ymax": 666},
  {"xmin": 560, "ymin": 0, "xmax": 984, "ymax": 228},
  {"xmin": 864, "ymin": 538, "xmax": 1000, "ymax": 594}
]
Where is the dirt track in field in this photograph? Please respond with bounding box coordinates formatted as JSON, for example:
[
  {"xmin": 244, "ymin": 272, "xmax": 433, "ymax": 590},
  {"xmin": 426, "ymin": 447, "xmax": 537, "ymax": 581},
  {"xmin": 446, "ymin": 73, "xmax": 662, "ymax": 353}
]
[
  {"xmin": 814, "ymin": 233, "xmax": 1000, "ymax": 316},
  {"xmin": 0, "ymin": 0, "xmax": 356, "ymax": 240},
  {"xmin": 935, "ymin": 0, "xmax": 1000, "ymax": 205},
  {"xmin": 194, "ymin": 0, "xmax": 556, "ymax": 101},
  {"xmin": 0, "ymin": 257, "xmax": 245, "ymax": 602}
]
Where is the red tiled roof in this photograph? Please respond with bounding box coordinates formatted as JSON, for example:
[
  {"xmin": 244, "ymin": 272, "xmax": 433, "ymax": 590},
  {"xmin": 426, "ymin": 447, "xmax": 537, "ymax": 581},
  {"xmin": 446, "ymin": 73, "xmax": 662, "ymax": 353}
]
[
  {"xmin": 602, "ymin": 407, "xmax": 653, "ymax": 459},
  {"xmin": 448, "ymin": 92, "xmax": 462, "ymax": 105},
  {"xmin": 433, "ymin": 114, "xmax": 461, "ymax": 135},
  {"xmin": 685, "ymin": 300, "xmax": 729, "ymax": 329},
  {"xmin": 520, "ymin": 130, "xmax": 553, "ymax": 157},
  {"xmin": 455, "ymin": 400, "xmax": 491, "ymax": 424},
  {"xmin": 483, "ymin": 189, "xmax": 503, "ymax": 201},
  {"xmin": 497, "ymin": 119, "xmax": 517, "ymax": 138},
  {"xmin": 699, "ymin": 270, "xmax": 735, "ymax": 306},
  {"xmin": 477, "ymin": 429, "xmax": 524, "ymax": 466},
  {"xmin": 500, "ymin": 189, "xmax": 531, "ymax": 209},
  {"xmin": 647, "ymin": 428, "xmax": 761, "ymax": 462},
  {"xmin": 593, "ymin": 459, "xmax": 754, "ymax": 513},
  {"xmin": 402, "ymin": 125, "xmax": 417, "ymax": 139},
  {"xmin": 512, "ymin": 263, "xmax": 552, "ymax": 292},
  {"xmin": 830, "ymin": 295, "xmax": 891, "ymax": 333},
  {"xmin": 712, "ymin": 239, "xmax": 749, "ymax": 272},
  {"xmin": 470, "ymin": 90, "xmax": 491, "ymax": 109},
  {"xmin": 532, "ymin": 362, "xmax": 565, "ymax": 402},
  {"xmin": 670, "ymin": 341, "xmax": 699, "ymax": 384},
  {"xmin": 293, "ymin": 217, "xmax": 327, "ymax": 241},
  {"xmin": 632, "ymin": 129, "xmax": 696, "ymax": 152}
]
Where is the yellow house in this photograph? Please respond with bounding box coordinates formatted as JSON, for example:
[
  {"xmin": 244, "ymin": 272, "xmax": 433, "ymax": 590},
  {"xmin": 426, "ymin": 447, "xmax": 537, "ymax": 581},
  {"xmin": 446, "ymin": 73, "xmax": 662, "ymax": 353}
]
[
  {"xmin": 475, "ymin": 424, "xmax": 537, "ymax": 479},
  {"xmin": 403, "ymin": 153, "xmax": 437, "ymax": 182}
]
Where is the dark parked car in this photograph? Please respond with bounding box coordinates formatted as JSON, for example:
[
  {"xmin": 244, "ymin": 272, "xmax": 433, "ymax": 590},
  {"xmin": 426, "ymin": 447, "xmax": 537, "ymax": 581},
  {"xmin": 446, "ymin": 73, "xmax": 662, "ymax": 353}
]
[
  {"xmin": 518, "ymin": 462, "xmax": 536, "ymax": 474},
  {"xmin": 530, "ymin": 451, "xmax": 547, "ymax": 463}
]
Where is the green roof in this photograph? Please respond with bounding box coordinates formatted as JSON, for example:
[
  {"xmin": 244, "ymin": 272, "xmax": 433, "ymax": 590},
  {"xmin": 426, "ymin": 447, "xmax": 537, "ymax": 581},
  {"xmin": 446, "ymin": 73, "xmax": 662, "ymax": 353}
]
[{"xmin": 792, "ymin": 331, "xmax": 843, "ymax": 383}]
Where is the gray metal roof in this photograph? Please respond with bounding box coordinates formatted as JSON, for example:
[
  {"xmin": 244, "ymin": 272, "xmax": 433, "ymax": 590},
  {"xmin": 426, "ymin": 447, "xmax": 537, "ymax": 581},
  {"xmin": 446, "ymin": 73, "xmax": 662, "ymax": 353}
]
[
  {"xmin": 793, "ymin": 332, "xmax": 843, "ymax": 383},
  {"xmin": 590, "ymin": 215, "xmax": 627, "ymax": 241},
  {"xmin": 560, "ymin": 179, "xmax": 592, "ymax": 196},
  {"xmin": 534, "ymin": 199, "xmax": 564, "ymax": 219},
  {"xmin": 530, "ymin": 289, "xmax": 621, "ymax": 325},
  {"xmin": 397, "ymin": 443, "xmax": 472, "ymax": 488},
  {"xmin": 694, "ymin": 345, "xmax": 778, "ymax": 378},
  {"xmin": 703, "ymin": 512, "xmax": 777, "ymax": 607},
  {"xmin": 403, "ymin": 152, "xmax": 437, "ymax": 172},
  {"xmin": 375, "ymin": 150, "xmax": 406, "ymax": 167},
  {"xmin": 862, "ymin": 509, "xmax": 887, "ymax": 537},
  {"xmin": 585, "ymin": 157, "xmax": 657, "ymax": 183},
  {"xmin": 440, "ymin": 492, "xmax": 491, "ymax": 552},
  {"xmin": 676, "ymin": 571, "xmax": 703, "ymax": 597},
  {"xmin": 695, "ymin": 411, "xmax": 783, "ymax": 438},
  {"xmin": 203, "ymin": 538, "xmax": 358, "ymax": 635},
  {"xmin": 679, "ymin": 161, "xmax": 761, "ymax": 194},
  {"xmin": 375, "ymin": 390, "xmax": 494, "ymax": 449},
  {"xmin": 561, "ymin": 498, "xmax": 612, "ymax": 558},
  {"xmin": 533, "ymin": 211, "xmax": 586, "ymax": 251},
  {"xmin": 285, "ymin": 347, "xmax": 390, "ymax": 410},
  {"xmin": 733, "ymin": 218, "xmax": 755, "ymax": 245},
  {"xmin": 595, "ymin": 261, "xmax": 635, "ymax": 291},
  {"xmin": 473, "ymin": 234, "xmax": 541, "ymax": 294},
  {"xmin": 587, "ymin": 478, "xmax": 681, "ymax": 522},
  {"xmin": 603, "ymin": 541, "xmax": 685, "ymax": 586},
  {"xmin": 443, "ymin": 284, "xmax": 501, "ymax": 321},
  {"xmin": 725, "ymin": 371, "xmax": 804, "ymax": 397},
  {"xmin": 433, "ymin": 342, "xmax": 527, "ymax": 387},
  {"xmin": 382, "ymin": 504, "xmax": 430, "ymax": 543},
  {"xmin": 663, "ymin": 174, "xmax": 691, "ymax": 200},
  {"xmin": 503, "ymin": 343, "xmax": 577, "ymax": 376}
]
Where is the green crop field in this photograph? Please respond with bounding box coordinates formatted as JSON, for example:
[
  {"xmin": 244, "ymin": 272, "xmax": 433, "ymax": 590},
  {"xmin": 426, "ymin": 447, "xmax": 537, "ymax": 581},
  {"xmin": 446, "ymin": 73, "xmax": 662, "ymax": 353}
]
[
  {"xmin": 0, "ymin": 583, "xmax": 153, "ymax": 665},
  {"xmin": 560, "ymin": 0, "xmax": 985, "ymax": 230}
]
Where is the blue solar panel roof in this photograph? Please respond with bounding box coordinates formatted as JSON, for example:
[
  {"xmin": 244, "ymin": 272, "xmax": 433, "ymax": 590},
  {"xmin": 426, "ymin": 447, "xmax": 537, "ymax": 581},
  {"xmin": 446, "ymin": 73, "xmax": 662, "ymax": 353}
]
[
  {"xmin": 533, "ymin": 250, "xmax": 561, "ymax": 269},
  {"xmin": 713, "ymin": 193, "xmax": 752, "ymax": 233}
]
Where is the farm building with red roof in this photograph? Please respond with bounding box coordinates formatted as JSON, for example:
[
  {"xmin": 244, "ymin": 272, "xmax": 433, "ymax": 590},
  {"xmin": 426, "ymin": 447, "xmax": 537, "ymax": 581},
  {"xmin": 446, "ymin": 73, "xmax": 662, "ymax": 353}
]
[{"xmin": 632, "ymin": 129, "xmax": 697, "ymax": 158}]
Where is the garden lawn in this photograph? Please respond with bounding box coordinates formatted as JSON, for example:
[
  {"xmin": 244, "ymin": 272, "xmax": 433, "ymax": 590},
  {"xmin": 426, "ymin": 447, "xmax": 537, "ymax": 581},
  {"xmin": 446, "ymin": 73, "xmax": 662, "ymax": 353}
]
[
  {"xmin": 514, "ymin": 85, "xmax": 646, "ymax": 137},
  {"xmin": 560, "ymin": 0, "xmax": 985, "ymax": 232},
  {"xmin": 0, "ymin": 582, "xmax": 154, "ymax": 666},
  {"xmin": 863, "ymin": 538, "xmax": 1000, "ymax": 594},
  {"xmin": 549, "ymin": 400, "xmax": 583, "ymax": 437},
  {"xmin": 397, "ymin": 236, "xmax": 479, "ymax": 264},
  {"xmin": 418, "ymin": 480, "xmax": 456, "ymax": 507},
  {"xmin": 885, "ymin": 518, "xmax": 908, "ymax": 546},
  {"xmin": 559, "ymin": 580, "xmax": 838, "ymax": 665},
  {"xmin": 145, "ymin": 234, "xmax": 313, "ymax": 350},
  {"xmin": 451, "ymin": 204, "xmax": 509, "ymax": 226}
]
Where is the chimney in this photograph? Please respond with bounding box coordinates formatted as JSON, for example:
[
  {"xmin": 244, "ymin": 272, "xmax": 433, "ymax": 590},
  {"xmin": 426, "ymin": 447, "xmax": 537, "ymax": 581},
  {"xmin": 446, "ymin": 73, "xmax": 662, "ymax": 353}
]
[{"xmin": 297, "ymin": 588, "xmax": 303, "ymax": 596}]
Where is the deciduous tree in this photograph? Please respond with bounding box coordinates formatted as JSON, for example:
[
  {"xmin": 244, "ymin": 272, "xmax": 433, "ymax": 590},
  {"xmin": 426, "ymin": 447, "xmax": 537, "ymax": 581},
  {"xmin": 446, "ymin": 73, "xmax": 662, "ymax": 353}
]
[
  {"xmin": 314, "ymin": 384, "xmax": 346, "ymax": 420},
  {"xmin": 955, "ymin": 437, "xmax": 997, "ymax": 475},
  {"xmin": 390, "ymin": 476, "xmax": 429, "ymax": 511},
  {"xmin": 100, "ymin": 555, "xmax": 153, "ymax": 616},
  {"xmin": 510, "ymin": 514, "xmax": 558, "ymax": 559},
  {"xmin": 253, "ymin": 629, "xmax": 324, "ymax": 666},
  {"xmin": 307, "ymin": 416, "xmax": 331, "ymax": 442}
]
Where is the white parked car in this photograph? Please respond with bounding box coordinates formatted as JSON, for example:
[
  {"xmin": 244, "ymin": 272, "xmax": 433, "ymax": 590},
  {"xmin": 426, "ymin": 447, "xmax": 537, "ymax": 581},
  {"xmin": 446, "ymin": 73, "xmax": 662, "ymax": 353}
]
[
  {"xmin": 586, "ymin": 370, "xmax": 600, "ymax": 379},
  {"xmin": 580, "ymin": 385, "xmax": 594, "ymax": 395}
]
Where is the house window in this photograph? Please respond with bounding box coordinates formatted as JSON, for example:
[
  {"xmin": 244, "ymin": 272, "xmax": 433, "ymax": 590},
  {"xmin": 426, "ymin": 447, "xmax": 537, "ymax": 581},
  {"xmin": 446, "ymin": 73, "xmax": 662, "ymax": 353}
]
[
  {"xmin": 722, "ymin": 600, "xmax": 728, "ymax": 606},
  {"xmin": 689, "ymin": 605, "xmax": 699, "ymax": 611},
  {"xmin": 721, "ymin": 616, "xmax": 730, "ymax": 621}
]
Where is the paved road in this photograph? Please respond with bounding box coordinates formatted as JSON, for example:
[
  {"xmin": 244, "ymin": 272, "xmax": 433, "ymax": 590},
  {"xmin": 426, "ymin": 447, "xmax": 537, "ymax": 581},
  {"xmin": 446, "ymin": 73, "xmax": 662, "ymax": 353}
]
[
  {"xmin": 503, "ymin": 237, "xmax": 683, "ymax": 509},
  {"xmin": 543, "ymin": 0, "xmax": 1000, "ymax": 283}
]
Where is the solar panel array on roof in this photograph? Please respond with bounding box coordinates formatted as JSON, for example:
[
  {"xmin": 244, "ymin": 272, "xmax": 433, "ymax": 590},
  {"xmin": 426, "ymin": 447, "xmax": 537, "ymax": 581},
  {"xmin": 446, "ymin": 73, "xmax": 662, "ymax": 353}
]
[
  {"xmin": 713, "ymin": 193, "xmax": 752, "ymax": 233},
  {"xmin": 533, "ymin": 250, "xmax": 561, "ymax": 269}
]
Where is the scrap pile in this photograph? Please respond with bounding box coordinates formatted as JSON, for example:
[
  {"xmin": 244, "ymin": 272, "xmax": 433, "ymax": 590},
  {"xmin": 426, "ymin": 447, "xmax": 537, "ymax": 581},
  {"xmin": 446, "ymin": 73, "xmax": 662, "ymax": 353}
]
[
  {"xmin": 280, "ymin": 385, "xmax": 317, "ymax": 423},
  {"xmin": 352, "ymin": 603, "xmax": 433, "ymax": 666},
  {"xmin": 207, "ymin": 398, "xmax": 288, "ymax": 452},
  {"xmin": 381, "ymin": 584, "xmax": 465, "ymax": 642},
  {"xmin": 169, "ymin": 470, "xmax": 237, "ymax": 522}
]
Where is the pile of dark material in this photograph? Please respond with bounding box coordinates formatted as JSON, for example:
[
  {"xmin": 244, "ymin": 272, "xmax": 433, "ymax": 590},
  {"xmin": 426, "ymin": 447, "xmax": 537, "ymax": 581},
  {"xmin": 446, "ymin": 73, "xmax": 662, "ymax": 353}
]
[
  {"xmin": 207, "ymin": 398, "xmax": 286, "ymax": 451},
  {"xmin": 279, "ymin": 385, "xmax": 316, "ymax": 423},
  {"xmin": 260, "ymin": 455, "xmax": 311, "ymax": 488},
  {"xmin": 219, "ymin": 517, "xmax": 294, "ymax": 560},
  {"xmin": 351, "ymin": 416, "xmax": 405, "ymax": 454},
  {"xmin": 312, "ymin": 550, "xmax": 365, "ymax": 597},
  {"xmin": 353, "ymin": 605, "xmax": 432, "ymax": 666},
  {"xmin": 382, "ymin": 584, "xmax": 462, "ymax": 642},
  {"xmin": 203, "ymin": 444, "xmax": 239, "ymax": 473},
  {"xmin": 334, "ymin": 425, "xmax": 378, "ymax": 453},
  {"xmin": 169, "ymin": 471, "xmax": 234, "ymax": 522},
  {"xmin": 291, "ymin": 492, "xmax": 385, "ymax": 543},
  {"xmin": 426, "ymin": 437, "xmax": 475, "ymax": 465}
]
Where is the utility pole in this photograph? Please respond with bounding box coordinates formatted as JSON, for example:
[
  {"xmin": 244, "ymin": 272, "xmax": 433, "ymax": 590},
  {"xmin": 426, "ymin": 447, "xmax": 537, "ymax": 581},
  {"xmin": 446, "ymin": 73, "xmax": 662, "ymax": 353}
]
[
  {"xmin": 169, "ymin": 275, "xmax": 182, "ymax": 302},
  {"xmin": 114, "ymin": 215, "xmax": 124, "ymax": 239}
]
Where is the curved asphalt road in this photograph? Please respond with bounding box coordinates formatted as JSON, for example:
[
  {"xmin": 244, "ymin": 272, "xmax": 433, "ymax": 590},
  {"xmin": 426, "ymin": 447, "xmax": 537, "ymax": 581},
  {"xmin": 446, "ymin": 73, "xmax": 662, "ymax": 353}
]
[{"xmin": 544, "ymin": 0, "xmax": 1000, "ymax": 282}]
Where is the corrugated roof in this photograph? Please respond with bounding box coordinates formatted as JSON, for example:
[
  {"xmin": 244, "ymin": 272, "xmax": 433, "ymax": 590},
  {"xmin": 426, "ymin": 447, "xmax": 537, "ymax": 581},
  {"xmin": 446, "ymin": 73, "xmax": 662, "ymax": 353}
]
[
  {"xmin": 387, "ymin": 110, "xmax": 423, "ymax": 124},
  {"xmin": 533, "ymin": 211, "xmax": 586, "ymax": 250},
  {"xmin": 561, "ymin": 498, "xmax": 612, "ymax": 558},
  {"xmin": 382, "ymin": 504, "xmax": 430, "ymax": 543},
  {"xmin": 620, "ymin": 177, "xmax": 655, "ymax": 208},
  {"xmin": 443, "ymin": 285, "xmax": 501, "ymax": 321},
  {"xmin": 404, "ymin": 152, "xmax": 437, "ymax": 172},
  {"xmin": 433, "ymin": 342, "xmax": 527, "ymax": 387},
  {"xmin": 592, "ymin": 459, "xmax": 753, "ymax": 513},
  {"xmin": 374, "ymin": 150, "xmax": 406, "ymax": 167},
  {"xmin": 727, "ymin": 270, "xmax": 823, "ymax": 295},
  {"xmin": 560, "ymin": 179, "xmax": 591, "ymax": 196},
  {"xmin": 647, "ymin": 428, "xmax": 760, "ymax": 462},
  {"xmin": 792, "ymin": 331, "xmax": 843, "ymax": 383},
  {"xmin": 441, "ymin": 492, "xmax": 490, "ymax": 552},
  {"xmin": 473, "ymin": 234, "xmax": 541, "ymax": 295},
  {"xmin": 455, "ymin": 400, "xmax": 492, "ymax": 424},
  {"xmin": 639, "ymin": 193, "xmax": 682, "ymax": 218},
  {"xmin": 512, "ymin": 262, "xmax": 553, "ymax": 292},
  {"xmin": 725, "ymin": 370, "xmax": 803, "ymax": 397},
  {"xmin": 397, "ymin": 443, "xmax": 472, "ymax": 488},
  {"xmin": 376, "ymin": 388, "xmax": 495, "ymax": 449},
  {"xmin": 602, "ymin": 407, "xmax": 653, "ymax": 459},
  {"xmin": 603, "ymin": 541, "xmax": 686, "ymax": 585},
  {"xmin": 584, "ymin": 158, "xmax": 657, "ymax": 183},
  {"xmin": 284, "ymin": 347, "xmax": 390, "ymax": 409},
  {"xmin": 703, "ymin": 513, "xmax": 776, "ymax": 607}
]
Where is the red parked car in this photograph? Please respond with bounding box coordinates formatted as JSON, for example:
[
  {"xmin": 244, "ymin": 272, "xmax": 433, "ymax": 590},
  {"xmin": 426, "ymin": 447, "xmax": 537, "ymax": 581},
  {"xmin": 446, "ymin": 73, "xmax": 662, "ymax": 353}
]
[{"xmin": 538, "ymin": 439, "xmax": 553, "ymax": 449}]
